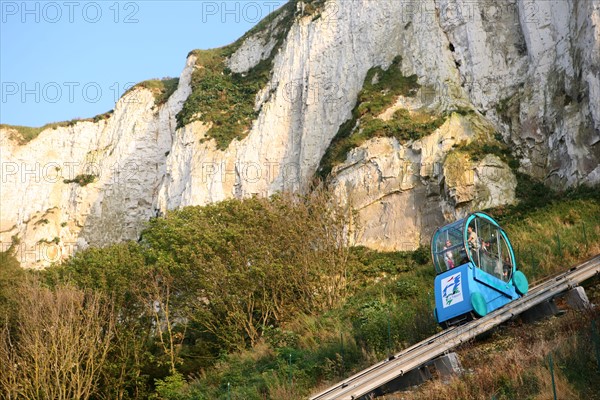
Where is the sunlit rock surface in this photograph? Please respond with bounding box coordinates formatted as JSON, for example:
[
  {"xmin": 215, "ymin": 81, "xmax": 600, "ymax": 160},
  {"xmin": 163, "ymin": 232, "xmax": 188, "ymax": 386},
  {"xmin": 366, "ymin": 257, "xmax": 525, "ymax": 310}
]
[{"xmin": 2, "ymin": 0, "xmax": 598, "ymax": 267}]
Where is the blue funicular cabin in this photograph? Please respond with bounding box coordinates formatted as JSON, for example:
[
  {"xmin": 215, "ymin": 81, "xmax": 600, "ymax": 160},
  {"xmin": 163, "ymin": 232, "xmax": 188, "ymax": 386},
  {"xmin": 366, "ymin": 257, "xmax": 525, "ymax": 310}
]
[{"xmin": 431, "ymin": 212, "xmax": 529, "ymax": 327}]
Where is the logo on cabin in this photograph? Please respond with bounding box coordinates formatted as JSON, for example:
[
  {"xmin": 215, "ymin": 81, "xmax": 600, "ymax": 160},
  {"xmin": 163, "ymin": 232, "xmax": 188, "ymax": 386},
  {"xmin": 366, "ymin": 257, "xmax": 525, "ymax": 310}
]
[{"xmin": 441, "ymin": 273, "xmax": 463, "ymax": 308}]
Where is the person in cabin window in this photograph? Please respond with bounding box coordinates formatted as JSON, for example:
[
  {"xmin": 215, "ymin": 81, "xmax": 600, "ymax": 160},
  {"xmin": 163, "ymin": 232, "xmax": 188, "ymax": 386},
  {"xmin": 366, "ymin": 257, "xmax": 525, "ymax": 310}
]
[
  {"xmin": 467, "ymin": 226, "xmax": 479, "ymax": 250},
  {"xmin": 443, "ymin": 240, "xmax": 455, "ymax": 270},
  {"xmin": 467, "ymin": 225, "xmax": 481, "ymax": 266}
]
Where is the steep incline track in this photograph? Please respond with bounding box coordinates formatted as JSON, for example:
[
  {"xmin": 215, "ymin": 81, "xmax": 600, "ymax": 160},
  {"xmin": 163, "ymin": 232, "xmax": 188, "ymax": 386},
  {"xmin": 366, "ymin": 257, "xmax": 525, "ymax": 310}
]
[{"xmin": 310, "ymin": 255, "xmax": 600, "ymax": 400}]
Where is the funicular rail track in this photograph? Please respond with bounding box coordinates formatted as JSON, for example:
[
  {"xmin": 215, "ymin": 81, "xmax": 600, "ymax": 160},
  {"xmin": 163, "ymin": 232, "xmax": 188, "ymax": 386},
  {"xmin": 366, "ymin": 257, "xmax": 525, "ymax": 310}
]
[{"xmin": 310, "ymin": 254, "xmax": 600, "ymax": 400}]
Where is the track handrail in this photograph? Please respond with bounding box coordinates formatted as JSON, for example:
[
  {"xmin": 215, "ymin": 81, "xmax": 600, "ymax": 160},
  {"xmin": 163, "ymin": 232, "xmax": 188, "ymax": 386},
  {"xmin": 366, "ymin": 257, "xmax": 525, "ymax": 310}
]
[{"xmin": 310, "ymin": 254, "xmax": 600, "ymax": 400}]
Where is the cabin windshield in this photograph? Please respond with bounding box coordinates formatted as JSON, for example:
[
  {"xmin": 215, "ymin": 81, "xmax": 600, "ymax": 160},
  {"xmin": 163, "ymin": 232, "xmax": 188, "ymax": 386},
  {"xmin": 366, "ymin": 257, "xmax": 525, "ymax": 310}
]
[{"xmin": 467, "ymin": 217, "xmax": 514, "ymax": 282}]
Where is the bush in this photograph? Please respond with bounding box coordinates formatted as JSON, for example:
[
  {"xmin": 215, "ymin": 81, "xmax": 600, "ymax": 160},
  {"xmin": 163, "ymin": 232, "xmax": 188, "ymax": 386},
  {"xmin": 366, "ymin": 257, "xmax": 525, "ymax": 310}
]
[
  {"xmin": 152, "ymin": 373, "xmax": 190, "ymax": 400},
  {"xmin": 63, "ymin": 174, "xmax": 97, "ymax": 186},
  {"xmin": 140, "ymin": 191, "xmax": 353, "ymax": 350},
  {"xmin": 0, "ymin": 251, "xmax": 23, "ymax": 319}
]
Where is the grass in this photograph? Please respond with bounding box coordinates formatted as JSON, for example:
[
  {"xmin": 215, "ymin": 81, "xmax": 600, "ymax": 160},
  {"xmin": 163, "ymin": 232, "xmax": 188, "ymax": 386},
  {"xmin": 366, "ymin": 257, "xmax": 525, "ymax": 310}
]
[
  {"xmin": 177, "ymin": 49, "xmax": 274, "ymax": 149},
  {"xmin": 1, "ymin": 164, "xmax": 597, "ymax": 399},
  {"xmin": 1, "ymin": 123, "xmax": 73, "ymax": 143},
  {"xmin": 361, "ymin": 109, "xmax": 446, "ymax": 141},
  {"xmin": 486, "ymin": 175, "xmax": 600, "ymax": 282},
  {"xmin": 498, "ymin": 198, "xmax": 600, "ymax": 282},
  {"xmin": 183, "ymin": 325, "xmax": 367, "ymax": 400},
  {"xmin": 145, "ymin": 245, "xmax": 437, "ymax": 399},
  {"xmin": 454, "ymin": 134, "xmax": 519, "ymax": 170},
  {"xmin": 317, "ymin": 56, "xmax": 450, "ymax": 179},
  {"xmin": 489, "ymin": 174, "xmax": 600, "ymax": 225},
  {"xmin": 1, "ymin": 110, "xmax": 113, "ymax": 144},
  {"xmin": 126, "ymin": 77, "xmax": 180, "ymax": 105}
]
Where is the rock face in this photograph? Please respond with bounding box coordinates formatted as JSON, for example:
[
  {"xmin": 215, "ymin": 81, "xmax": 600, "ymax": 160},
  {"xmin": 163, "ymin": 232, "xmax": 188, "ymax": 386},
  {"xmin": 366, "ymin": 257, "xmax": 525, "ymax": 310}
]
[
  {"xmin": 331, "ymin": 113, "xmax": 518, "ymax": 251},
  {"xmin": 1, "ymin": 0, "xmax": 598, "ymax": 267},
  {"xmin": 0, "ymin": 57, "xmax": 195, "ymax": 268}
]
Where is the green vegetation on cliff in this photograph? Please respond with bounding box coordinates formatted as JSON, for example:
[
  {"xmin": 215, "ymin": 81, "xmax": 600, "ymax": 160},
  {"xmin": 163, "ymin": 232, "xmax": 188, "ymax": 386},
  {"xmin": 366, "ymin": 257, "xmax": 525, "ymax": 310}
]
[
  {"xmin": 453, "ymin": 134, "xmax": 518, "ymax": 169},
  {"xmin": 1, "ymin": 111, "xmax": 113, "ymax": 144},
  {"xmin": 176, "ymin": 1, "xmax": 297, "ymax": 150},
  {"xmin": 317, "ymin": 56, "xmax": 447, "ymax": 179},
  {"xmin": 126, "ymin": 77, "xmax": 180, "ymax": 106},
  {"xmin": 63, "ymin": 173, "xmax": 97, "ymax": 186},
  {"xmin": 176, "ymin": 49, "xmax": 273, "ymax": 149}
]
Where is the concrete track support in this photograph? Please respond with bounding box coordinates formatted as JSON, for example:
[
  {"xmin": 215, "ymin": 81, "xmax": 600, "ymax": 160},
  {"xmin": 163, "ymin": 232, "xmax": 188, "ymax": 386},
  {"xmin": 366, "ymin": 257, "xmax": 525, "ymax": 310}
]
[{"xmin": 565, "ymin": 286, "xmax": 591, "ymax": 310}]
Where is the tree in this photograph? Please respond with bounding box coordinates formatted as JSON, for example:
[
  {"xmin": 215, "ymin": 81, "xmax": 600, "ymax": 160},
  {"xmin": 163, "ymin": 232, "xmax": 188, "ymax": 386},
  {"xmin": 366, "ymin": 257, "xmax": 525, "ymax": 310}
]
[
  {"xmin": 44, "ymin": 242, "xmax": 155, "ymax": 399},
  {"xmin": 0, "ymin": 250, "xmax": 24, "ymax": 321},
  {"xmin": 140, "ymin": 189, "xmax": 355, "ymax": 350},
  {"xmin": 145, "ymin": 266, "xmax": 185, "ymax": 374},
  {"xmin": 0, "ymin": 282, "xmax": 115, "ymax": 400}
]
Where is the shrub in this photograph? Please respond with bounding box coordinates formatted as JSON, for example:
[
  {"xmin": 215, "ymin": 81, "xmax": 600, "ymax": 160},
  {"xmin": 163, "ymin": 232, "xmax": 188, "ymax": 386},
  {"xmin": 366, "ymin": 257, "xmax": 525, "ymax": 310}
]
[
  {"xmin": 152, "ymin": 373, "xmax": 190, "ymax": 400},
  {"xmin": 140, "ymin": 191, "xmax": 354, "ymax": 350},
  {"xmin": 63, "ymin": 174, "xmax": 96, "ymax": 186}
]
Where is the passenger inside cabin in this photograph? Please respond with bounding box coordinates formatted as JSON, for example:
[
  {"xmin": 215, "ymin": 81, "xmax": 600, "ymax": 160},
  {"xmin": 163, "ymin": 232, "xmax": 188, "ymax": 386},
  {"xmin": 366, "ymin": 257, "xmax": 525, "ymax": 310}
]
[
  {"xmin": 467, "ymin": 226, "xmax": 479, "ymax": 250},
  {"xmin": 481, "ymin": 240, "xmax": 489, "ymax": 253},
  {"xmin": 502, "ymin": 255, "xmax": 512, "ymax": 280},
  {"xmin": 443, "ymin": 240, "xmax": 455, "ymax": 270},
  {"xmin": 467, "ymin": 225, "xmax": 480, "ymax": 266}
]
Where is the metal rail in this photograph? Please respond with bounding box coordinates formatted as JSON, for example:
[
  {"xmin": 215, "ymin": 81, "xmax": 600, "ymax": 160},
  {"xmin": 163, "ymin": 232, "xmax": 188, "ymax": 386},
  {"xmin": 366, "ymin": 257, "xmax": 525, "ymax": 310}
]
[{"xmin": 310, "ymin": 254, "xmax": 600, "ymax": 400}]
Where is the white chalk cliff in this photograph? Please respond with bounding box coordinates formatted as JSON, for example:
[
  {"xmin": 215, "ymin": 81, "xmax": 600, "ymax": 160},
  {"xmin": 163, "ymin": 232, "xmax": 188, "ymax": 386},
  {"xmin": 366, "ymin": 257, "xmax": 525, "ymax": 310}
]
[{"xmin": 1, "ymin": 0, "xmax": 599, "ymax": 268}]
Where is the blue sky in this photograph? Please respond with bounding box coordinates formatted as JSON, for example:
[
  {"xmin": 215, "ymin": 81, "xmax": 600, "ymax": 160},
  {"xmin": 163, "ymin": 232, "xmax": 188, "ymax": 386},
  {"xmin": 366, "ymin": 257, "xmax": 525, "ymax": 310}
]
[{"xmin": 0, "ymin": 0, "xmax": 287, "ymax": 127}]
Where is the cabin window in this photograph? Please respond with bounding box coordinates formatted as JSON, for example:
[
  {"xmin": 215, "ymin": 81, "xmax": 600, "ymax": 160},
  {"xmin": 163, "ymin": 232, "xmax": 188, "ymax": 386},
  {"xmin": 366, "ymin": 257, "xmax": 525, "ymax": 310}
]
[
  {"xmin": 498, "ymin": 235, "xmax": 513, "ymax": 282},
  {"xmin": 432, "ymin": 220, "xmax": 465, "ymax": 274},
  {"xmin": 466, "ymin": 219, "xmax": 482, "ymax": 267},
  {"xmin": 471, "ymin": 218, "xmax": 513, "ymax": 282}
]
